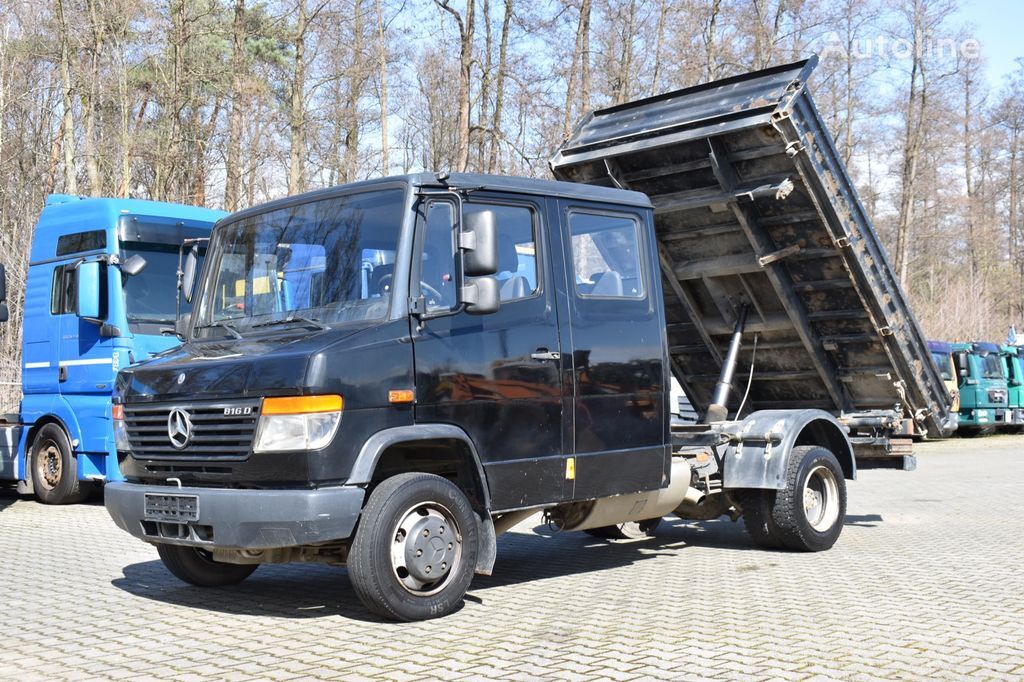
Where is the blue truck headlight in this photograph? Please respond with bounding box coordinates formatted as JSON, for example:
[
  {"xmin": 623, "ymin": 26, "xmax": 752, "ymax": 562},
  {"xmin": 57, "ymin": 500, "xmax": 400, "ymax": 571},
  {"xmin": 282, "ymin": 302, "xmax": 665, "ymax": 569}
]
[{"xmin": 253, "ymin": 395, "xmax": 343, "ymax": 453}]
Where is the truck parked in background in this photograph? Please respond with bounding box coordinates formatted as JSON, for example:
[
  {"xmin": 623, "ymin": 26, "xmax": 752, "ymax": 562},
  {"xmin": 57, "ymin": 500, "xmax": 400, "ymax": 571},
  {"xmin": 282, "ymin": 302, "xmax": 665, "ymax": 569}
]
[
  {"xmin": 0, "ymin": 195, "xmax": 223, "ymax": 503},
  {"xmin": 103, "ymin": 58, "xmax": 952, "ymax": 621},
  {"xmin": 928, "ymin": 341, "xmax": 960, "ymax": 432},
  {"xmin": 999, "ymin": 344, "xmax": 1024, "ymax": 432},
  {"xmin": 951, "ymin": 341, "xmax": 1009, "ymax": 435}
]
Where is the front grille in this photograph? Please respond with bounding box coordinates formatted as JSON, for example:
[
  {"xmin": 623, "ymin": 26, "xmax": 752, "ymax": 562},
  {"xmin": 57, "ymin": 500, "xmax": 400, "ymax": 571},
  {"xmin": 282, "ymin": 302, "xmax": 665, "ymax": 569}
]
[{"xmin": 125, "ymin": 399, "xmax": 260, "ymax": 460}]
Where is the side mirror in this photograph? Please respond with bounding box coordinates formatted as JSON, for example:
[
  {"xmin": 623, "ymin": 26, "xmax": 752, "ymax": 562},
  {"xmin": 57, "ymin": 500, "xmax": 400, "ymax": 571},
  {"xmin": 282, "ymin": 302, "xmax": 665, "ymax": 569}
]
[
  {"xmin": 460, "ymin": 209, "xmax": 499, "ymax": 276},
  {"xmin": 182, "ymin": 245, "xmax": 199, "ymax": 304},
  {"xmin": 76, "ymin": 261, "xmax": 102, "ymax": 319},
  {"xmin": 461, "ymin": 276, "xmax": 500, "ymax": 315},
  {"xmin": 121, "ymin": 253, "xmax": 147, "ymax": 277}
]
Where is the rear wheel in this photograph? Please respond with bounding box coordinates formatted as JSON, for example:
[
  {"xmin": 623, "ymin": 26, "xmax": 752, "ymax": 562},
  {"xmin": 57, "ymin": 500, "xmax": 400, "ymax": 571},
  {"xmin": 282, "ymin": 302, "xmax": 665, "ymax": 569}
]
[
  {"xmin": 735, "ymin": 490, "xmax": 784, "ymax": 549},
  {"xmin": 584, "ymin": 518, "xmax": 662, "ymax": 540},
  {"xmin": 156, "ymin": 544, "xmax": 258, "ymax": 587},
  {"xmin": 348, "ymin": 473, "xmax": 479, "ymax": 621},
  {"xmin": 775, "ymin": 445, "xmax": 846, "ymax": 551},
  {"xmin": 30, "ymin": 423, "xmax": 88, "ymax": 505}
]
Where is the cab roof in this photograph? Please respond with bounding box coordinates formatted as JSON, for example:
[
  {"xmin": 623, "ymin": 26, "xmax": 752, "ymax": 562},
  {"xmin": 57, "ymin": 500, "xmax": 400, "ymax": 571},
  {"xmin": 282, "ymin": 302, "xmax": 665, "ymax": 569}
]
[
  {"xmin": 224, "ymin": 172, "xmax": 652, "ymax": 225},
  {"xmin": 30, "ymin": 196, "xmax": 226, "ymax": 264}
]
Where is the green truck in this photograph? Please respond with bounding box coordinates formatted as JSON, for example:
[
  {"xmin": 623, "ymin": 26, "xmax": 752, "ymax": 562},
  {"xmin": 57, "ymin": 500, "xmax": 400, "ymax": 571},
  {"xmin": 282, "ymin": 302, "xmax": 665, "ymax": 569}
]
[
  {"xmin": 952, "ymin": 342, "xmax": 1009, "ymax": 435},
  {"xmin": 1000, "ymin": 345, "xmax": 1024, "ymax": 432}
]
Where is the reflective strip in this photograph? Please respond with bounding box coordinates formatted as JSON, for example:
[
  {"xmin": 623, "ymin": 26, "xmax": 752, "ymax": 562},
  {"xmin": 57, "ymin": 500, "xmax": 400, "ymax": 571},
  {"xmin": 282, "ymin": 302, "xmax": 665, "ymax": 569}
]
[
  {"xmin": 24, "ymin": 361, "xmax": 51, "ymax": 369},
  {"xmin": 58, "ymin": 357, "xmax": 114, "ymax": 367}
]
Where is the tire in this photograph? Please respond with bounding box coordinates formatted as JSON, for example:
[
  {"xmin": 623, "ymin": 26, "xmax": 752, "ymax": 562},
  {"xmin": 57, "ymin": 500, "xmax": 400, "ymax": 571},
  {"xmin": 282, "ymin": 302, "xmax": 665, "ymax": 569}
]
[
  {"xmin": 156, "ymin": 544, "xmax": 258, "ymax": 587},
  {"xmin": 348, "ymin": 473, "xmax": 479, "ymax": 621},
  {"xmin": 772, "ymin": 445, "xmax": 847, "ymax": 552},
  {"xmin": 959, "ymin": 426, "xmax": 993, "ymax": 438},
  {"xmin": 734, "ymin": 490, "xmax": 784, "ymax": 549},
  {"xmin": 584, "ymin": 518, "xmax": 662, "ymax": 540},
  {"xmin": 30, "ymin": 423, "xmax": 88, "ymax": 505}
]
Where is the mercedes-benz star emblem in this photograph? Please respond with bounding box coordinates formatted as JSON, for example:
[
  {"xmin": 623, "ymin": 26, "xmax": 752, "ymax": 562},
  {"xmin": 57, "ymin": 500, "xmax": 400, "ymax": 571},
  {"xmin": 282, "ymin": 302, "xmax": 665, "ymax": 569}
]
[{"xmin": 167, "ymin": 408, "xmax": 193, "ymax": 449}]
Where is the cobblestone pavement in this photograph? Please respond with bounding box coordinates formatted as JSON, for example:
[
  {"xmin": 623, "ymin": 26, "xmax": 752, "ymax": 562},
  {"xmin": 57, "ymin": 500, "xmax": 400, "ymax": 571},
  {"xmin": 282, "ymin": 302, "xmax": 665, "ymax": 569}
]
[{"xmin": 1, "ymin": 437, "xmax": 1022, "ymax": 681}]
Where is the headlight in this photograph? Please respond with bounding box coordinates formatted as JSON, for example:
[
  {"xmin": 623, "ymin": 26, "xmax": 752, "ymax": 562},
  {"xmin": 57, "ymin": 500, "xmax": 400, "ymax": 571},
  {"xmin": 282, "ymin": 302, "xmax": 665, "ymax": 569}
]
[
  {"xmin": 253, "ymin": 394, "xmax": 343, "ymax": 453},
  {"xmin": 112, "ymin": 403, "xmax": 130, "ymax": 452}
]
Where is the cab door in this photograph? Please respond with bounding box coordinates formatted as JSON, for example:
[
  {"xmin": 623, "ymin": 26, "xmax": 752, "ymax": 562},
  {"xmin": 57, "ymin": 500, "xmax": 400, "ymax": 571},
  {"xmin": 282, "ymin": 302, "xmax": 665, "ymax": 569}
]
[{"xmin": 411, "ymin": 193, "xmax": 568, "ymax": 511}]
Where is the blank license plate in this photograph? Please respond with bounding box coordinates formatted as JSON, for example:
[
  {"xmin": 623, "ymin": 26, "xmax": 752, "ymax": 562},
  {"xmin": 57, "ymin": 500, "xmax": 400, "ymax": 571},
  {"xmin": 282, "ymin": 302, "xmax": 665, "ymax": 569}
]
[{"xmin": 144, "ymin": 493, "xmax": 199, "ymax": 522}]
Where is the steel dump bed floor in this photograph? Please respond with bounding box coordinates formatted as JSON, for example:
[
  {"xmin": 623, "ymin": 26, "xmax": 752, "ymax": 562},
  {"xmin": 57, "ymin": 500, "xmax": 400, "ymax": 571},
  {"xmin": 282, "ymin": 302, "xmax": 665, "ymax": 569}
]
[{"xmin": 550, "ymin": 57, "xmax": 951, "ymax": 438}]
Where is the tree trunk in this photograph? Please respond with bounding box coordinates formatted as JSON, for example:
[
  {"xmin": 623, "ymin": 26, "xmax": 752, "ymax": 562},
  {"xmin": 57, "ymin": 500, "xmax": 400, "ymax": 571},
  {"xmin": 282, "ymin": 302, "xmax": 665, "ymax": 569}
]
[
  {"xmin": 288, "ymin": 1, "xmax": 308, "ymax": 195},
  {"xmin": 376, "ymin": 0, "xmax": 389, "ymax": 174},
  {"xmin": 434, "ymin": 0, "xmax": 474, "ymax": 172},
  {"xmin": 487, "ymin": 0, "xmax": 512, "ymax": 172},
  {"xmin": 225, "ymin": 0, "xmax": 246, "ymax": 211},
  {"xmin": 55, "ymin": 0, "xmax": 77, "ymax": 194}
]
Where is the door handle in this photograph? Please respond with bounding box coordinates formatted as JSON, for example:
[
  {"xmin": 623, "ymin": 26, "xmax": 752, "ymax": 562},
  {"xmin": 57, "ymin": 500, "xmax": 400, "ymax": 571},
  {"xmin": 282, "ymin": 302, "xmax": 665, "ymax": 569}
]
[{"xmin": 531, "ymin": 349, "xmax": 561, "ymax": 362}]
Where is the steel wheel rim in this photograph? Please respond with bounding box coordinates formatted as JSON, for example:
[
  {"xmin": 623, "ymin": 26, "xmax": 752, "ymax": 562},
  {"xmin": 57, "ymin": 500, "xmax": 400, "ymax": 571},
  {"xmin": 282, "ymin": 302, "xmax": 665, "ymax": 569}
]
[
  {"xmin": 35, "ymin": 441, "xmax": 61, "ymax": 490},
  {"xmin": 803, "ymin": 465, "xmax": 840, "ymax": 532},
  {"xmin": 389, "ymin": 501, "xmax": 463, "ymax": 596}
]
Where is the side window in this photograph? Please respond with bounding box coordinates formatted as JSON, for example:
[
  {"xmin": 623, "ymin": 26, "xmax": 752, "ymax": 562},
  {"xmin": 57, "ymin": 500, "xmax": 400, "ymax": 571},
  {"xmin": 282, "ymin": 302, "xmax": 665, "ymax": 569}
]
[
  {"xmin": 49, "ymin": 265, "xmax": 77, "ymax": 315},
  {"xmin": 419, "ymin": 201, "xmax": 458, "ymax": 311},
  {"xmin": 465, "ymin": 203, "xmax": 539, "ymax": 302},
  {"xmin": 569, "ymin": 211, "xmax": 645, "ymax": 299},
  {"xmin": 50, "ymin": 268, "xmax": 62, "ymax": 314}
]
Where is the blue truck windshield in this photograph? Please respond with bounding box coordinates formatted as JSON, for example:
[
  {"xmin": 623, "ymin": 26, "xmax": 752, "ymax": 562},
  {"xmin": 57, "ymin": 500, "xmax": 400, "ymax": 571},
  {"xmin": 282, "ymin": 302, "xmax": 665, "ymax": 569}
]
[
  {"xmin": 121, "ymin": 243, "xmax": 199, "ymax": 332},
  {"xmin": 194, "ymin": 189, "xmax": 404, "ymax": 335}
]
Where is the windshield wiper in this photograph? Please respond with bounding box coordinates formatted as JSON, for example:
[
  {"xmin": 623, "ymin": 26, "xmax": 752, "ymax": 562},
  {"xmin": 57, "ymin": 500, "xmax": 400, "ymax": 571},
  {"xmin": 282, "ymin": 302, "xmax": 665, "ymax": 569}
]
[
  {"xmin": 251, "ymin": 315, "xmax": 330, "ymax": 332},
  {"xmin": 197, "ymin": 321, "xmax": 244, "ymax": 339}
]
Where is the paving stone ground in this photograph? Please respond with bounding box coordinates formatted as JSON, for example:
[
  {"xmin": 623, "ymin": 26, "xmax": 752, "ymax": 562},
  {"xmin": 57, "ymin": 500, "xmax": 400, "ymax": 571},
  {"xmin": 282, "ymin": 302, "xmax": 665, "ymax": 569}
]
[{"xmin": 1, "ymin": 436, "xmax": 1022, "ymax": 681}]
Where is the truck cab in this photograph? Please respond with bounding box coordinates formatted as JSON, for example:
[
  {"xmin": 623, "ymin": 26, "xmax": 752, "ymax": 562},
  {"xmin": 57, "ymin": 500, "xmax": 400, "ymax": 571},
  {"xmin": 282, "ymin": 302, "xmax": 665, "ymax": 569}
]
[
  {"xmin": 0, "ymin": 195, "xmax": 224, "ymax": 503},
  {"xmin": 928, "ymin": 341, "xmax": 960, "ymax": 428},
  {"xmin": 951, "ymin": 341, "xmax": 1009, "ymax": 434},
  {"xmin": 999, "ymin": 345, "xmax": 1024, "ymax": 432}
]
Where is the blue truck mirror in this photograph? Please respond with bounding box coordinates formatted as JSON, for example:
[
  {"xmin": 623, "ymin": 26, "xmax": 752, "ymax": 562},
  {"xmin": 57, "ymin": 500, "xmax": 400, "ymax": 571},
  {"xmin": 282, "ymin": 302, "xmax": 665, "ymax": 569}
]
[
  {"xmin": 0, "ymin": 263, "xmax": 7, "ymax": 302},
  {"xmin": 76, "ymin": 261, "xmax": 102, "ymax": 319},
  {"xmin": 182, "ymin": 245, "xmax": 199, "ymax": 304}
]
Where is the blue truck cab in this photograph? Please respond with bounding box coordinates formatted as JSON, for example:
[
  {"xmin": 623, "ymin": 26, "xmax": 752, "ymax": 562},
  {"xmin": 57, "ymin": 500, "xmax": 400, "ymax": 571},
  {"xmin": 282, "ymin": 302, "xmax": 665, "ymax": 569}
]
[{"xmin": 0, "ymin": 195, "xmax": 224, "ymax": 503}]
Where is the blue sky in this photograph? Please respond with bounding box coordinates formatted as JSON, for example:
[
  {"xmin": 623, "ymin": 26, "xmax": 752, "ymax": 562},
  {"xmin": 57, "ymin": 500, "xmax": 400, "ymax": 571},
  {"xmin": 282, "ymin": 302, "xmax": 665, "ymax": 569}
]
[{"xmin": 957, "ymin": 0, "xmax": 1024, "ymax": 86}]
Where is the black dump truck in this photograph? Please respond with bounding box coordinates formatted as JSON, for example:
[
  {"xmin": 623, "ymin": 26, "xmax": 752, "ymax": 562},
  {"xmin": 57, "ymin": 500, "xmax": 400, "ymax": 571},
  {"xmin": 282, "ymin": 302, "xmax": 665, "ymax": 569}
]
[{"xmin": 104, "ymin": 57, "xmax": 951, "ymax": 621}]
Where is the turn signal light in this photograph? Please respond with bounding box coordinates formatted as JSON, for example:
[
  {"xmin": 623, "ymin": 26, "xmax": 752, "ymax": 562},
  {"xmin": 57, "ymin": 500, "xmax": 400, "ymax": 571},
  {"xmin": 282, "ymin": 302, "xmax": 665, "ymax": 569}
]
[
  {"xmin": 261, "ymin": 394, "xmax": 343, "ymax": 415},
  {"xmin": 112, "ymin": 404, "xmax": 124, "ymax": 420}
]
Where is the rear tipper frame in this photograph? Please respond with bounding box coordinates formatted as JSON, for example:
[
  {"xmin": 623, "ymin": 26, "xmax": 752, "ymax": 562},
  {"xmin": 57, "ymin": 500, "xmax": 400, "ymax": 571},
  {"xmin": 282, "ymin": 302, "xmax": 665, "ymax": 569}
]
[{"xmin": 550, "ymin": 56, "xmax": 954, "ymax": 470}]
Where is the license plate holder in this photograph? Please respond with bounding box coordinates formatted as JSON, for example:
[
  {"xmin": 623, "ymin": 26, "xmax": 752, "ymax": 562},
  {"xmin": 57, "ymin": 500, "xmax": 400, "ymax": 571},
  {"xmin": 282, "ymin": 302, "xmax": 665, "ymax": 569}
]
[{"xmin": 144, "ymin": 493, "xmax": 199, "ymax": 523}]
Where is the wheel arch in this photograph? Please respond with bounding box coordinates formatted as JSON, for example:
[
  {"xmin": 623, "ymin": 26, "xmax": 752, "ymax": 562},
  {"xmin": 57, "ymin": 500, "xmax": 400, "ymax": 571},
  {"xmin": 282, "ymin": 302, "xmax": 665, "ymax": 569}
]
[
  {"xmin": 722, "ymin": 409, "xmax": 855, "ymax": 490},
  {"xmin": 349, "ymin": 425, "xmax": 492, "ymax": 513},
  {"xmin": 794, "ymin": 418, "xmax": 855, "ymax": 480}
]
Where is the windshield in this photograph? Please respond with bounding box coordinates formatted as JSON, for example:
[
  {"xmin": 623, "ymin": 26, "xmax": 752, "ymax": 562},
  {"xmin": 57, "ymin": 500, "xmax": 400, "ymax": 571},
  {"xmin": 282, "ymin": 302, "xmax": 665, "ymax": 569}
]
[
  {"xmin": 121, "ymin": 243, "xmax": 201, "ymax": 331},
  {"xmin": 930, "ymin": 351, "xmax": 953, "ymax": 381},
  {"xmin": 979, "ymin": 353, "xmax": 1004, "ymax": 380},
  {"xmin": 194, "ymin": 189, "xmax": 404, "ymax": 336}
]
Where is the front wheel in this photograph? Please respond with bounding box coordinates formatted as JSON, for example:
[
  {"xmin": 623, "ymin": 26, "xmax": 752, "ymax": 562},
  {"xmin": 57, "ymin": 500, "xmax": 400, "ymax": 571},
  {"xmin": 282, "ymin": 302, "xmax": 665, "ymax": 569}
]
[
  {"xmin": 348, "ymin": 473, "xmax": 479, "ymax": 621},
  {"xmin": 156, "ymin": 544, "xmax": 258, "ymax": 587},
  {"xmin": 30, "ymin": 423, "xmax": 89, "ymax": 505}
]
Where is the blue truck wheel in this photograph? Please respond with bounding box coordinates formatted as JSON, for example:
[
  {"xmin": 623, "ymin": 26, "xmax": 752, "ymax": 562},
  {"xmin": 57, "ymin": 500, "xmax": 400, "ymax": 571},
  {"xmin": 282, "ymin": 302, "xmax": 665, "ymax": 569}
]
[{"xmin": 30, "ymin": 423, "xmax": 89, "ymax": 505}]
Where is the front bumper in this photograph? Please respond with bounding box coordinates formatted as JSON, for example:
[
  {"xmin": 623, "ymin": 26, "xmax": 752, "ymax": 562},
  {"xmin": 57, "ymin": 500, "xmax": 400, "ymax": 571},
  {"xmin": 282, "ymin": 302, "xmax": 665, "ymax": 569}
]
[{"xmin": 104, "ymin": 482, "xmax": 365, "ymax": 550}]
